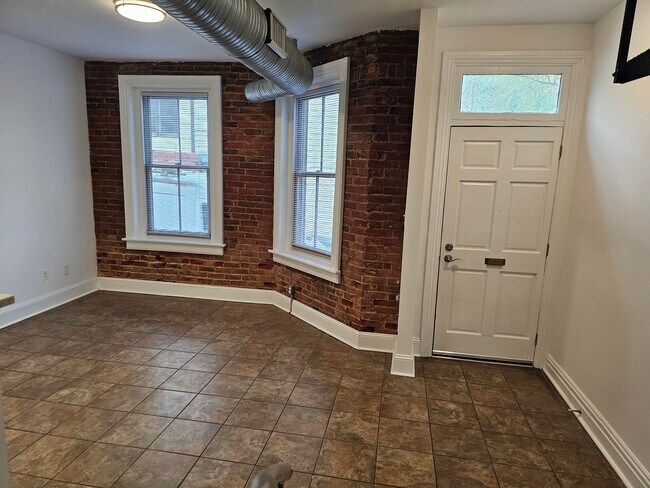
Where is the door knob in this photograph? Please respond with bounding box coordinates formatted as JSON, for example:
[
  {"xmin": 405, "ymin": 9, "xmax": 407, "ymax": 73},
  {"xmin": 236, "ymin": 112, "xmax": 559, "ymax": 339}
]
[{"xmin": 444, "ymin": 255, "xmax": 461, "ymax": 263}]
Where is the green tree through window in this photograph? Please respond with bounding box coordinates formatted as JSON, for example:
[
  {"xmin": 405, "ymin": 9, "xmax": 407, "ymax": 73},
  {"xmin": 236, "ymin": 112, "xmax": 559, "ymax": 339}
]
[{"xmin": 460, "ymin": 74, "xmax": 562, "ymax": 114}]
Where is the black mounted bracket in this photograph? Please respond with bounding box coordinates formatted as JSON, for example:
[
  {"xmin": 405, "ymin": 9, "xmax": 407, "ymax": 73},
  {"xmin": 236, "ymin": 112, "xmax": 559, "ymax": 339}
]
[{"xmin": 613, "ymin": 0, "xmax": 650, "ymax": 84}]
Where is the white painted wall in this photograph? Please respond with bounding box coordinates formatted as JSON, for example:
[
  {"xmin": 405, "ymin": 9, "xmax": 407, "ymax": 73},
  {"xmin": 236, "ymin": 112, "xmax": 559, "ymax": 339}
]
[
  {"xmin": 0, "ymin": 33, "xmax": 96, "ymax": 325},
  {"xmin": 435, "ymin": 23, "xmax": 593, "ymax": 52},
  {"xmin": 548, "ymin": 0, "xmax": 650, "ymax": 475}
]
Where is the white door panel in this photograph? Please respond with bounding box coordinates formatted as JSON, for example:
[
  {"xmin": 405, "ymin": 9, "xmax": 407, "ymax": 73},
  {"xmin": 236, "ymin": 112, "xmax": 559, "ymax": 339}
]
[
  {"xmin": 433, "ymin": 126, "xmax": 562, "ymax": 362},
  {"xmin": 494, "ymin": 272, "xmax": 537, "ymax": 337},
  {"xmin": 455, "ymin": 182, "xmax": 496, "ymax": 249},
  {"xmin": 504, "ymin": 183, "xmax": 549, "ymax": 252},
  {"xmin": 460, "ymin": 140, "xmax": 501, "ymax": 168},
  {"xmin": 447, "ymin": 269, "xmax": 487, "ymax": 334}
]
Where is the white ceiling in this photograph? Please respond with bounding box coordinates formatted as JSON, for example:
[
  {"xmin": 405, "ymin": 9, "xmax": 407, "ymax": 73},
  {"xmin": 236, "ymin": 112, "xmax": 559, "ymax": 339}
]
[
  {"xmin": 0, "ymin": 0, "xmax": 622, "ymax": 62},
  {"xmin": 438, "ymin": 0, "xmax": 620, "ymax": 27}
]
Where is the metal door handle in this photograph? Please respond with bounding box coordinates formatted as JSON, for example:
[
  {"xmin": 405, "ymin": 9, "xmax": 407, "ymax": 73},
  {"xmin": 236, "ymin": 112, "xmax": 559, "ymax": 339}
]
[{"xmin": 444, "ymin": 255, "xmax": 461, "ymax": 263}]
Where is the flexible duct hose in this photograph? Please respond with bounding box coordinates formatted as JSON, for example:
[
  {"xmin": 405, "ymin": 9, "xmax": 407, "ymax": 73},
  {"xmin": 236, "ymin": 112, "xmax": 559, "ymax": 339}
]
[{"xmin": 152, "ymin": 0, "xmax": 313, "ymax": 102}]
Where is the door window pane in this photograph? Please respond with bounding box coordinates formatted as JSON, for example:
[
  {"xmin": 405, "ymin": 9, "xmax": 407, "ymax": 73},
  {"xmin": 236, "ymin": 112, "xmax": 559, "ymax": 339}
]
[{"xmin": 460, "ymin": 74, "xmax": 562, "ymax": 114}]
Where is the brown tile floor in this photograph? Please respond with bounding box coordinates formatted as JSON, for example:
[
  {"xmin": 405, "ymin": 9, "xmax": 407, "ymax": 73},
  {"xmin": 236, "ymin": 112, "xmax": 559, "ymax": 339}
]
[{"xmin": 0, "ymin": 291, "xmax": 625, "ymax": 487}]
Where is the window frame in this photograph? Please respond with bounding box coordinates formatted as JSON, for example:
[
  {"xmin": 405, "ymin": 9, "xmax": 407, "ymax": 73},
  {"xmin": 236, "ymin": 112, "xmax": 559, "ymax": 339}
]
[
  {"xmin": 118, "ymin": 75, "xmax": 225, "ymax": 255},
  {"xmin": 272, "ymin": 58, "xmax": 350, "ymax": 283},
  {"xmin": 451, "ymin": 64, "xmax": 572, "ymax": 123}
]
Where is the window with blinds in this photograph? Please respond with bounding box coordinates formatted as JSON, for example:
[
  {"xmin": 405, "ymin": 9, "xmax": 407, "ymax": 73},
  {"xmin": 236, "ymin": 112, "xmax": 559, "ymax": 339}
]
[
  {"xmin": 142, "ymin": 94, "xmax": 210, "ymax": 237},
  {"xmin": 292, "ymin": 87, "xmax": 340, "ymax": 255}
]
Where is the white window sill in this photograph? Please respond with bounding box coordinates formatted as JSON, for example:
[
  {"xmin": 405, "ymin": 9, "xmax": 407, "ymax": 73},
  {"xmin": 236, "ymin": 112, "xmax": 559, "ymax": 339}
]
[
  {"xmin": 271, "ymin": 249, "xmax": 341, "ymax": 284},
  {"xmin": 124, "ymin": 237, "xmax": 225, "ymax": 256}
]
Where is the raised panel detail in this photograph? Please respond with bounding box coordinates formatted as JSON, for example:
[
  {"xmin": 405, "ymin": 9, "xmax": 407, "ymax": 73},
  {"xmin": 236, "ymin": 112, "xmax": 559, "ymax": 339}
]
[
  {"xmin": 455, "ymin": 182, "xmax": 496, "ymax": 249},
  {"xmin": 461, "ymin": 141, "xmax": 501, "ymax": 168},
  {"xmin": 448, "ymin": 270, "xmax": 487, "ymax": 334},
  {"xmin": 504, "ymin": 183, "xmax": 548, "ymax": 251},
  {"xmin": 494, "ymin": 272, "xmax": 536, "ymax": 338},
  {"xmin": 513, "ymin": 141, "xmax": 554, "ymax": 168}
]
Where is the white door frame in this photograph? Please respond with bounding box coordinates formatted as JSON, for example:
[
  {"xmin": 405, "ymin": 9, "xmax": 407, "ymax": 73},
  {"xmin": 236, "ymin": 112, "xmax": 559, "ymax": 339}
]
[{"xmin": 419, "ymin": 51, "xmax": 592, "ymax": 368}]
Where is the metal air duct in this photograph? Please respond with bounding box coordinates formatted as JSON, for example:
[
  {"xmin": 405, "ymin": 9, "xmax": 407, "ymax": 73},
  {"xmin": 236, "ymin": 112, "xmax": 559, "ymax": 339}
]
[{"xmin": 151, "ymin": 0, "xmax": 313, "ymax": 102}]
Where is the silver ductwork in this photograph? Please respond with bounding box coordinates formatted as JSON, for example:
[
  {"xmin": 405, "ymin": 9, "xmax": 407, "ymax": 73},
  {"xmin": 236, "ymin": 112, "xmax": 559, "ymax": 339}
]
[{"xmin": 151, "ymin": 0, "xmax": 313, "ymax": 102}]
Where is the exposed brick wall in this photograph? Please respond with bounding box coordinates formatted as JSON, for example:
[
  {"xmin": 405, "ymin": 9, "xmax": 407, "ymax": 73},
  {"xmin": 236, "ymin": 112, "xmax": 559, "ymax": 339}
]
[
  {"xmin": 276, "ymin": 31, "xmax": 418, "ymax": 333},
  {"xmin": 86, "ymin": 31, "xmax": 418, "ymax": 334},
  {"xmin": 87, "ymin": 62, "xmax": 276, "ymax": 289}
]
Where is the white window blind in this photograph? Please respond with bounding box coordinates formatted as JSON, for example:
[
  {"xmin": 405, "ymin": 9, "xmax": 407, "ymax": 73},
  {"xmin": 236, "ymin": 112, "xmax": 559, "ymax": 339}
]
[
  {"xmin": 142, "ymin": 94, "xmax": 210, "ymax": 237},
  {"xmin": 292, "ymin": 87, "xmax": 340, "ymax": 255}
]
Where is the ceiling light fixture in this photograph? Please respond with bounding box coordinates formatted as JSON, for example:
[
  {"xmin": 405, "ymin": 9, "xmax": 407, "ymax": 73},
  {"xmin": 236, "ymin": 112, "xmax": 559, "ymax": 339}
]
[{"xmin": 114, "ymin": 0, "xmax": 166, "ymax": 23}]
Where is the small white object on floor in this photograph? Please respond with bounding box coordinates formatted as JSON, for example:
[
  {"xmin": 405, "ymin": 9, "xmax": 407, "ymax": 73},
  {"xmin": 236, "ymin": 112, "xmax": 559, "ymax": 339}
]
[
  {"xmin": 0, "ymin": 294, "xmax": 14, "ymax": 309},
  {"xmin": 249, "ymin": 463, "xmax": 293, "ymax": 488}
]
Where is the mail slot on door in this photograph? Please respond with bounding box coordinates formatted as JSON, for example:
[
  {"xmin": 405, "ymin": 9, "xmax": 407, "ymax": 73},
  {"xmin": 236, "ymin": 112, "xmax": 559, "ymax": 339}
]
[{"xmin": 485, "ymin": 258, "xmax": 506, "ymax": 266}]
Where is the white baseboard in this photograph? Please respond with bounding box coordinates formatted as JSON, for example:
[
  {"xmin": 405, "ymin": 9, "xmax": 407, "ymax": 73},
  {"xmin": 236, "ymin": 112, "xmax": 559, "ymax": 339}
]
[
  {"xmin": 290, "ymin": 300, "xmax": 396, "ymax": 353},
  {"xmin": 97, "ymin": 277, "xmax": 281, "ymax": 306},
  {"xmin": 544, "ymin": 355, "xmax": 650, "ymax": 488},
  {"xmin": 391, "ymin": 353, "xmax": 415, "ymax": 377},
  {"xmin": 358, "ymin": 331, "xmax": 396, "ymax": 353},
  {"xmin": 98, "ymin": 277, "xmax": 396, "ymax": 355},
  {"xmin": 290, "ymin": 300, "xmax": 358, "ymax": 348},
  {"xmin": 1, "ymin": 277, "xmax": 397, "ymax": 358},
  {"xmin": 271, "ymin": 292, "xmax": 291, "ymax": 313},
  {"xmin": 0, "ymin": 278, "xmax": 98, "ymax": 328}
]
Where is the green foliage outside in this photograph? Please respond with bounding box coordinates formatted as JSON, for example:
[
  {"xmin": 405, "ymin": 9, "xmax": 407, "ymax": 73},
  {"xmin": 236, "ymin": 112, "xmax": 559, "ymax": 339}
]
[{"xmin": 461, "ymin": 74, "xmax": 562, "ymax": 114}]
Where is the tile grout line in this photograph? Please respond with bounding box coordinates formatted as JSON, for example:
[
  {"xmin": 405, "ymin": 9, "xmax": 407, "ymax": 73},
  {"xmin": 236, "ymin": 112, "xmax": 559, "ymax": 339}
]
[{"xmin": 3, "ymin": 293, "xmax": 622, "ymax": 486}]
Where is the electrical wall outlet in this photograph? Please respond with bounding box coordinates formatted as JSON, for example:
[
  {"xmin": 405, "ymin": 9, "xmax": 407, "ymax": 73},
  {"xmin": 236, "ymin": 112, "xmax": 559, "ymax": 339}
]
[
  {"xmin": 63, "ymin": 264, "xmax": 70, "ymax": 276},
  {"xmin": 42, "ymin": 270, "xmax": 49, "ymax": 281}
]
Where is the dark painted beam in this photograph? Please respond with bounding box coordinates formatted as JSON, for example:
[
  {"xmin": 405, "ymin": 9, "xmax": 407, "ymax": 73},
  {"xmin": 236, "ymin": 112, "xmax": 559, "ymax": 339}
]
[{"xmin": 613, "ymin": 0, "xmax": 650, "ymax": 84}]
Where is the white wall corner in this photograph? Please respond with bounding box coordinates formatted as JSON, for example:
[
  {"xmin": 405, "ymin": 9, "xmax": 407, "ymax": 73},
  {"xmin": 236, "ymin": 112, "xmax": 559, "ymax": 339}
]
[
  {"xmin": 391, "ymin": 353, "xmax": 416, "ymax": 377},
  {"xmin": 394, "ymin": 7, "xmax": 439, "ymax": 361},
  {"xmin": 544, "ymin": 355, "xmax": 650, "ymax": 488},
  {"xmin": 0, "ymin": 278, "xmax": 98, "ymax": 329},
  {"xmin": 272, "ymin": 291, "xmax": 291, "ymax": 313}
]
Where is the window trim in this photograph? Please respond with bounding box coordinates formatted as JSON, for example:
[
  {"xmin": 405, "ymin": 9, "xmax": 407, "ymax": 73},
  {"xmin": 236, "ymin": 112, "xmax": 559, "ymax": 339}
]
[
  {"xmin": 118, "ymin": 75, "xmax": 225, "ymax": 255},
  {"xmin": 271, "ymin": 58, "xmax": 350, "ymax": 283}
]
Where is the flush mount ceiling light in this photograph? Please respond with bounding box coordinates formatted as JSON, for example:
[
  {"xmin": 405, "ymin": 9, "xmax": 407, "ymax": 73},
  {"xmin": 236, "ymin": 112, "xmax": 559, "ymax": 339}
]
[{"xmin": 115, "ymin": 0, "xmax": 166, "ymax": 23}]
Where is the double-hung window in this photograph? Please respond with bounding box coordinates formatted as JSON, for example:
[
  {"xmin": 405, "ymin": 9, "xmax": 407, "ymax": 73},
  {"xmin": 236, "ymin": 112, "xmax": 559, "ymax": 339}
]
[
  {"xmin": 272, "ymin": 58, "xmax": 349, "ymax": 283},
  {"xmin": 118, "ymin": 75, "xmax": 224, "ymax": 255}
]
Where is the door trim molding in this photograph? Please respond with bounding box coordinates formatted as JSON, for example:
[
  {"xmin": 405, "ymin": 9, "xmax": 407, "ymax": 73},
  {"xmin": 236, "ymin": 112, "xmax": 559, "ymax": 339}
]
[{"xmin": 418, "ymin": 51, "xmax": 592, "ymax": 367}]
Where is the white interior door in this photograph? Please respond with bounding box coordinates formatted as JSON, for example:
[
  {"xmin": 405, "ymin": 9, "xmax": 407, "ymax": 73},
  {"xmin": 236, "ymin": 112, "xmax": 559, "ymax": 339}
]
[{"xmin": 433, "ymin": 126, "xmax": 563, "ymax": 362}]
